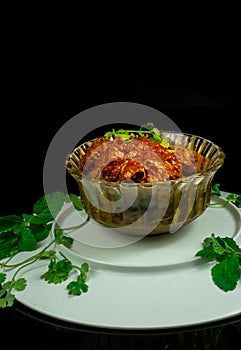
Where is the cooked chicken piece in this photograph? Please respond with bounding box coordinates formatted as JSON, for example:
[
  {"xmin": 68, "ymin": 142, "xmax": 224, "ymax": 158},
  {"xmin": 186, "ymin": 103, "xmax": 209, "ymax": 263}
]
[{"xmin": 79, "ymin": 135, "xmax": 198, "ymax": 183}]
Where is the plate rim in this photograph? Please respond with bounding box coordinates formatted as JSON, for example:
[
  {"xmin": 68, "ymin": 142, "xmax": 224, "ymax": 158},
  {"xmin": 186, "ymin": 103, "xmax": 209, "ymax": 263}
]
[{"xmin": 8, "ymin": 191, "xmax": 241, "ymax": 330}]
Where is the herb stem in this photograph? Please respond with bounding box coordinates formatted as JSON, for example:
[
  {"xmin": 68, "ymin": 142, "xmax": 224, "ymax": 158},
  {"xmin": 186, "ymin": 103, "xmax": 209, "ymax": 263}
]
[
  {"xmin": 2, "ymin": 238, "xmax": 56, "ymax": 269},
  {"xmin": 118, "ymin": 130, "xmax": 153, "ymax": 134},
  {"xmin": 209, "ymin": 200, "xmax": 229, "ymax": 207},
  {"xmin": 11, "ymin": 257, "xmax": 39, "ymax": 282},
  {"xmin": 58, "ymin": 251, "xmax": 83, "ymax": 273}
]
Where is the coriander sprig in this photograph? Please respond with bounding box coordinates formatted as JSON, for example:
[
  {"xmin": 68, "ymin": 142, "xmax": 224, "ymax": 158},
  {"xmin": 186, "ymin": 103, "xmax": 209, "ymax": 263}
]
[
  {"xmin": 0, "ymin": 193, "xmax": 89, "ymax": 308},
  {"xmin": 104, "ymin": 122, "xmax": 170, "ymax": 148},
  {"xmin": 210, "ymin": 183, "xmax": 241, "ymax": 208}
]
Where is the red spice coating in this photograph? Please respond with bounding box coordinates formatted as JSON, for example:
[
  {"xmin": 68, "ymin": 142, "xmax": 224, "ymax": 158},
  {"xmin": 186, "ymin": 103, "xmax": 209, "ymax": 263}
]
[{"xmin": 79, "ymin": 135, "xmax": 197, "ymax": 183}]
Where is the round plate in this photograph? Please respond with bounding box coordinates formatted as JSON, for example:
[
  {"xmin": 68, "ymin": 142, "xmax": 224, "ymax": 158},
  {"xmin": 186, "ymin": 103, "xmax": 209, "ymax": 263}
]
[{"xmin": 7, "ymin": 192, "xmax": 241, "ymax": 330}]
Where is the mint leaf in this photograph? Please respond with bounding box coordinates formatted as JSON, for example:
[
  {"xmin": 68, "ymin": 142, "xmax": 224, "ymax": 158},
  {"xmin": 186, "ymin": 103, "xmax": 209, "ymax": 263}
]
[
  {"xmin": 211, "ymin": 236, "xmax": 227, "ymax": 256},
  {"xmin": 0, "ymin": 215, "xmax": 22, "ymax": 234},
  {"xmin": 30, "ymin": 223, "xmax": 52, "ymax": 242},
  {"xmin": 67, "ymin": 193, "xmax": 83, "ymax": 211},
  {"xmin": 196, "ymin": 234, "xmax": 241, "ymax": 262},
  {"xmin": 221, "ymin": 236, "xmax": 241, "ymax": 254},
  {"xmin": 0, "ymin": 273, "xmax": 6, "ymax": 284},
  {"xmin": 34, "ymin": 192, "xmax": 66, "ymax": 219},
  {"xmin": 211, "ymin": 253, "xmax": 241, "ymax": 291},
  {"xmin": 23, "ymin": 212, "xmax": 53, "ymax": 225},
  {"xmin": 195, "ymin": 245, "xmax": 217, "ymax": 260},
  {"xmin": 0, "ymin": 232, "xmax": 19, "ymax": 260},
  {"xmin": 18, "ymin": 227, "xmax": 37, "ymax": 251},
  {"xmin": 0, "ymin": 191, "xmax": 89, "ymax": 308},
  {"xmin": 196, "ymin": 234, "xmax": 241, "ymax": 292}
]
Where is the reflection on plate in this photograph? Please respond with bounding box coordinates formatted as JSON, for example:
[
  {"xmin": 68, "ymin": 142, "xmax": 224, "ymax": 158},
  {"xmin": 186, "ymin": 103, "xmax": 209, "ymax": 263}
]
[{"xmin": 10, "ymin": 193, "xmax": 241, "ymax": 330}]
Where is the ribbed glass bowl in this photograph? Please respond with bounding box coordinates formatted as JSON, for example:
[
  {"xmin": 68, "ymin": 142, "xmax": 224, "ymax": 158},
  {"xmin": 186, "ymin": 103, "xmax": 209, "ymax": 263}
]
[{"xmin": 66, "ymin": 132, "xmax": 225, "ymax": 236}]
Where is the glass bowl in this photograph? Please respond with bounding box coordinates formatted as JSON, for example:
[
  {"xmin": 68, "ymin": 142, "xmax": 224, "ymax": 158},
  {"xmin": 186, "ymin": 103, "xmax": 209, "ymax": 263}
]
[{"xmin": 66, "ymin": 131, "xmax": 225, "ymax": 236}]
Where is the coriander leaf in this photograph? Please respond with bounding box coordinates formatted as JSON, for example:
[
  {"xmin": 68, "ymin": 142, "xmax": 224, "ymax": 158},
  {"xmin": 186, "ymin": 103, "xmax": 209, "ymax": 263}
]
[
  {"xmin": 41, "ymin": 256, "xmax": 73, "ymax": 284},
  {"xmin": 116, "ymin": 133, "xmax": 130, "ymax": 141},
  {"xmin": 56, "ymin": 235, "xmax": 73, "ymax": 248},
  {"xmin": 81, "ymin": 262, "xmax": 89, "ymax": 273},
  {"xmin": 53, "ymin": 229, "xmax": 73, "ymax": 248},
  {"xmin": 104, "ymin": 130, "xmax": 115, "ymax": 138},
  {"xmin": 67, "ymin": 278, "xmax": 88, "ymax": 295},
  {"xmin": 140, "ymin": 122, "xmax": 154, "ymax": 131},
  {"xmin": 103, "ymin": 123, "xmax": 170, "ymax": 148},
  {"xmin": 0, "ymin": 288, "xmax": 14, "ymax": 308},
  {"xmin": 13, "ymin": 277, "xmax": 27, "ymax": 291},
  {"xmin": 66, "ymin": 263, "xmax": 89, "ymax": 295},
  {"xmin": 0, "ymin": 215, "xmax": 22, "ymax": 234},
  {"xmin": 211, "ymin": 253, "xmax": 241, "ymax": 291},
  {"xmin": 0, "ymin": 289, "xmax": 15, "ymax": 308},
  {"xmin": 0, "ymin": 281, "xmax": 11, "ymax": 297},
  {"xmin": 226, "ymin": 193, "xmax": 237, "ymax": 202},
  {"xmin": 150, "ymin": 133, "xmax": 163, "ymax": 143},
  {"xmin": 211, "ymin": 183, "xmax": 221, "ymax": 196},
  {"xmin": 67, "ymin": 280, "xmax": 82, "ymax": 295},
  {"xmin": 211, "ymin": 184, "xmax": 241, "ymax": 209},
  {"xmin": 235, "ymin": 195, "xmax": 241, "ymax": 208},
  {"xmin": 116, "ymin": 128, "xmax": 126, "ymax": 134},
  {"xmin": 37, "ymin": 250, "xmax": 56, "ymax": 260},
  {"xmin": 54, "ymin": 228, "xmax": 64, "ymax": 239},
  {"xmin": 226, "ymin": 193, "xmax": 241, "ymax": 208},
  {"xmin": 0, "ymin": 191, "xmax": 89, "ymax": 308},
  {"xmin": 152, "ymin": 127, "xmax": 160, "ymax": 135},
  {"xmin": 80, "ymin": 271, "xmax": 87, "ymax": 282},
  {"xmin": 36, "ymin": 250, "xmax": 56, "ymax": 260}
]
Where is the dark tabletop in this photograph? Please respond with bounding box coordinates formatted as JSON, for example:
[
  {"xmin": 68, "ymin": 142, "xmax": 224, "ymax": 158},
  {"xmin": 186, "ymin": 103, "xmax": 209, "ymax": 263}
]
[{"xmin": 0, "ymin": 80, "xmax": 238, "ymax": 349}]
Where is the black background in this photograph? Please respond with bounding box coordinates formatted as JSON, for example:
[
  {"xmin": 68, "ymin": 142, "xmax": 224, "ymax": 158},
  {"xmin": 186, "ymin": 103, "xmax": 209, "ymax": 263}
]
[
  {"xmin": 0, "ymin": 79, "xmax": 236, "ymax": 216},
  {"xmin": 0, "ymin": 79, "xmax": 238, "ymax": 350}
]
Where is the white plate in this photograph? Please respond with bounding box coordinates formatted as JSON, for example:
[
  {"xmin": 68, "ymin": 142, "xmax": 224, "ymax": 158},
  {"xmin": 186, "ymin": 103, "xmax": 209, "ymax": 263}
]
[{"xmin": 7, "ymin": 192, "xmax": 241, "ymax": 330}]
